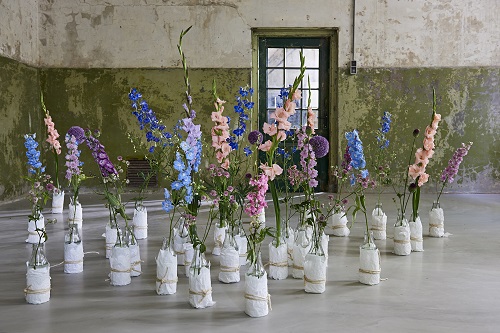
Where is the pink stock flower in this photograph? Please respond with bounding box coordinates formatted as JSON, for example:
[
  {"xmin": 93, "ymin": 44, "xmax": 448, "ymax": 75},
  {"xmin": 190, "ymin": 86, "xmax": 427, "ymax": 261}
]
[
  {"xmin": 263, "ymin": 123, "xmax": 278, "ymax": 136},
  {"xmin": 260, "ymin": 163, "xmax": 283, "ymax": 180},
  {"xmin": 258, "ymin": 140, "xmax": 273, "ymax": 152}
]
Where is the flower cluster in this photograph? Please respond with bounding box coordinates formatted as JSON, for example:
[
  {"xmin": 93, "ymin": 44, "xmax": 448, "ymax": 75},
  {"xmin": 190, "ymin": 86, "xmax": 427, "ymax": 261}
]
[
  {"xmin": 244, "ymin": 174, "xmax": 269, "ymax": 217},
  {"xmin": 377, "ymin": 111, "xmax": 392, "ymax": 149},
  {"xmin": 297, "ymin": 128, "xmax": 319, "ymax": 188},
  {"xmin": 129, "ymin": 88, "xmax": 173, "ymax": 153},
  {"xmin": 25, "ymin": 134, "xmax": 44, "ymax": 174},
  {"xmin": 345, "ymin": 130, "xmax": 368, "ymax": 178},
  {"xmin": 228, "ymin": 86, "xmax": 253, "ymax": 154},
  {"xmin": 211, "ymin": 98, "xmax": 231, "ymax": 169},
  {"xmin": 64, "ymin": 134, "xmax": 83, "ymax": 181},
  {"xmin": 408, "ymin": 112, "xmax": 441, "ymax": 187},
  {"xmin": 83, "ymin": 129, "xmax": 118, "ymax": 178},
  {"xmin": 440, "ymin": 142, "xmax": 473, "ymax": 183},
  {"xmin": 309, "ymin": 135, "xmax": 329, "ymax": 159},
  {"xmin": 248, "ymin": 130, "xmax": 263, "ymax": 145},
  {"xmin": 44, "ymin": 113, "xmax": 61, "ymax": 155}
]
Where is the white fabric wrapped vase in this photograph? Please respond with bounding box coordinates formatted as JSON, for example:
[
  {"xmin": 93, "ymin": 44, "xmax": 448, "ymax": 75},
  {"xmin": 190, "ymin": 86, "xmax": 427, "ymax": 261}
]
[
  {"xmin": 245, "ymin": 272, "xmax": 270, "ymax": 317},
  {"xmin": 429, "ymin": 203, "xmax": 445, "ymax": 237},
  {"xmin": 394, "ymin": 225, "xmax": 411, "ymax": 256},
  {"xmin": 25, "ymin": 265, "xmax": 51, "ymax": 304},
  {"xmin": 268, "ymin": 242, "xmax": 288, "ymax": 280},
  {"xmin": 286, "ymin": 227, "xmax": 295, "ymax": 267},
  {"xmin": 321, "ymin": 233, "xmax": 330, "ymax": 262},
  {"xmin": 329, "ymin": 212, "xmax": 350, "ymax": 237},
  {"xmin": 68, "ymin": 202, "xmax": 83, "ymax": 230},
  {"xmin": 212, "ymin": 225, "xmax": 226, "ymax": 256},
  {"xmin": 105, "ymin": 224, "xmax": 119, "ymax": 259},
  {"xmin": 219, "ymin": 247, "xmax": 240, "ymax": 283},
  {"xmin": 132, "ymin": 206, "xmax": 148, "ymax": 239},
  {"xmin": 304, "ymin": 254, "xmax": 327, "ymax": 293},
  {"xmin": 173, "ymin": 227, "xmax": 189, "ymax": 265},
  {"xmin": 189, "ymin": 266, "xmax": 215, "ymax": 309},
  {"xmin": 409, "ymin": 216, "xmax": 424, "ymax": 252},
  {"xmin": 27, "ymin": 215, "xmax": 46, "ymax": 244},
  {"xmin": 359, "ymin": 246, "xmax": 381, "ymax": 285},
  {"xmin": 183, "ymin": 243, "xmax": 194, "ymax": 276},
  {"xmin": 110, "ymin": 245, "xmax": 131, "ymax": 286},
  {"xmin": 156, "ymin": 248, "xmax": 178, "ymax": 295},
  {"xmin": 64, "ymin": 242, "xmax": 84, "ymax": 274},
  {"xmin": 371, "ymin": 207, "xmax": 387, "ymax": 240},
  {"xmin": 51, "ymin": 191, "xmax": 65, "ymax": 214},
  {"xmin": 129, "ymin": 243, "xmax": 142, "ymax": 277},
  {"xmin": 235, "ymin": 234, "xmax": 248, "ymax": 266},
  {"xmin": 292, "ymin": 244, "xmax": 311, "ymax": 279}
]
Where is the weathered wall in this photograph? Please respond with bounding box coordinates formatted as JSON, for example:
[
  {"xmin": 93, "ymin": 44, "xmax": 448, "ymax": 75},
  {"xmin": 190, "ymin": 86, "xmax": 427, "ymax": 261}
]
[
  {"xmin": 0, "ymin": 55, "xmax": 41, "ymax": 200},
  {"xmin": 38, "ymin": 0, "xmax": 499, "ymax": 68},
  {"xmin": 338, "ymin": 67, "xmax": 500, "ymax": 193},
  {"xmin": 39, "ymin": 67, "xmax": 250, "ymax": 186},
  {"xmin": 0, "ymin": 0, "xmax": 39, "ymax": 65}
]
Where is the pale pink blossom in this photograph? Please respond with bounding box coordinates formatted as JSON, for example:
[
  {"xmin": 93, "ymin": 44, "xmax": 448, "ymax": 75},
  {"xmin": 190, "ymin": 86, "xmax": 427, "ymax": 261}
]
[
  {"xmin": 423, "ymin": 137, "xmax": 435, "ymax": 151},
  {"xmin": 44, "ymin": 115, "xmax": 61, "ymax": 154},
  {"xmin": 425, "ymin": 125, "xmax": 436, "ymax": 138},
  {"xmin": 258, "ymin": 140, "xmax": 273, "ymax": 152},
  {"xmin": 277, "ymin": 119, "xmax": 292, "ymax": 131},
  {"xmin": 221, "ymin": 159, "xmax": 230, "ymax": 170},
  {"xmin": 408, "ymin": 164, "xmax": 423, "ymax": 179},
  {"xmin": 284, "ymin": 99, "xmax": 296, "ymax": 115},
  {"xmin": 263, "ymin": 123, "xmax": 278, "ymax": 136},
  {"xmin": 260, "ymin": 163, "xmax": 283, "ymax": 181},
  {"xmin": 276, "ymin": 131, "xmax": 287, "ymax": 142},
  {"xmin": 414, "ymin": 148, "xmax": 429, "ymax": 166},
  {"xmin": 291, "ymin": 89, "xmax": 302, "ymax": 101},
  {"xmin": 417, "ymin": 173, "xmax": 429, "ymax": 187},
  {"xmin": 307, "ymin": 107, "xmax": 316, "ymax": 133}
]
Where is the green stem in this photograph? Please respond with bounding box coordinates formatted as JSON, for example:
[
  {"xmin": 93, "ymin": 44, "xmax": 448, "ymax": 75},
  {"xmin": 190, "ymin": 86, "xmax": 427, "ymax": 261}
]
[
  {"xmin": 269, "ymin": 180, "xmax": 281, "ymax": 246},
  {"xmin": 436, "ymin": 179, "xmax": 447, "ymax": 203}
]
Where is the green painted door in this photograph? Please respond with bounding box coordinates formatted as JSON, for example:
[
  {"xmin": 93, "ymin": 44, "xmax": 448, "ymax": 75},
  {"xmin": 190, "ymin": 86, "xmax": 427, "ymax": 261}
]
[{"xmin": 258, "ymin": 37, "xmax": 330, "ymax": 191}]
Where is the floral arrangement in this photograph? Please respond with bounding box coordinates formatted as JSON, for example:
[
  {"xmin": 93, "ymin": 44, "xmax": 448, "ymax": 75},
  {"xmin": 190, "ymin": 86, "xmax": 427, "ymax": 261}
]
[
  {"xmin": 436, "ymin": 142, "xmax": 473, "ymax": 202},
  {"xmin": 258, "ymin": 52, "xmax": 306, "ymax": 245},
  {"xmin": 344, "ymin": 129, "xmax": 375, "ymax": 242},
  {"xmin": 371, "ymin": 111, "xmax": 393, "ymax": 204},
  {"xmin": 41, "ymin": 95, "xmax": 62, "ymax": 192},
  {"xmin": 64, "ymin": 129, "xmax": 87, "ymax": 208},
  {"xmin": 24, "ymin": 133, "xmax": 54, "ymax": 247},
  {"xmin": 329, "ymin": 146, "xmax": 352, "ymax": 214}
]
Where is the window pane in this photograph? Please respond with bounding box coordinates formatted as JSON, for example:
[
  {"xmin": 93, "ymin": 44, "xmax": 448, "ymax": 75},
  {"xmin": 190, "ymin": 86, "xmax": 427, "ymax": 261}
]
[
  {"xmin": 285, "ymin": 48, "xmax": 302, "ymax": 67},
  {"xmin": 312, "ymin": 110, "xmax": 319, "ymax": 129},
  {"xmin": 303, "ymin": 69, "xmax": 319, "ymax": 89},
  {"xmin": 302, "ymin": 89, "xmax": 319, "ymax": 108},
  {"xmin": 303, "ymin": 48, "xmax": 320, "ymax": 68},
  {"xmin": 267, "ymin": 89, "xmax": 282, "ymax": 108},
  {"xmin": 285, "ymin": 69, "xmax": 301, "ymax": 87},
  {"xmin": 288, "ymin": 110, "xmax": 303, "ymax": 129},
  {"xmin": 267, "ymin": 48, "xmax": 284, "ymax": 67},
  {"xmin": 267, "ymin": 69, "xmax": 283, "ymax": 88}
]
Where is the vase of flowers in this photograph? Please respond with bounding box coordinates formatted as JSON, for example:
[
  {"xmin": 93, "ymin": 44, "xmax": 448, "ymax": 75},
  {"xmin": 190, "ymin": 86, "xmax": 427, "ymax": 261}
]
[
  {"xmin": 370, "ymin": 111, "xmax": 393, "ymax": 240},
  {"xmin": 328, "ymin": 147, "xmax": 352, "ymax": 237},
  {"xmin": 65, "ymin": 128, "xmax": 87, "ymax": 230},
  {"xmin": 359, "ymin": 231, "xmax": 380, "ymax": 285},
  {"xmin": 218, "ymin": 228, "xmax": 241, "ymax": 283},
  {"xmin": 244, "ymin": 211, "xmax": 272, "ymax": 317},
  {"xmin": 125, "ymin": 227, "xmax": 142, "ymax": 277},
  {"xmin": 304, "ymin": 209, "xmax": 328, "ymax": 293},
  {"xmin": 189, "ymin": 243, "xmax": 215, "ymax": 309},
  {"xmin": 156, "ymin": 237, "xmax": 178, "ymax": 295},
  {"xmin": 132, "ymin": 204, "xmax": 148, "ymax": 240},
  {"xmin": 25, "ymin": 243, "xmax": 51, "ymax": 304},
  {"xmin": 64, "ymin": 224, "xmax": 83, "ymax": 274},
  {"xmin": 394, "ymin": 211, "xmax": 411, "ymax": 256},
  {"xmin": 173, "ymin": 218, "xmax": 190, "ymax": 265},
  {"xmin": 109, "ymin": 231, "xmax": 131, "ymax": 286},
  {"xmin": 430, "ymin": 142, "xmax": 473, "ymax": 237}
]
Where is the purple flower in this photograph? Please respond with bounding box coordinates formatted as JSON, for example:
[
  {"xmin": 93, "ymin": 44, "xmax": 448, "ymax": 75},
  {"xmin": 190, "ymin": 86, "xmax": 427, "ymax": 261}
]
[
  {"xmin": 440, "ymin": 142, "xmax": 473, "ymax": 183},
  {"xmin": 67, "ymin": 126, "xmax": 86, "ymax": 144},
  {"xmin": 309, "ymin": 136, "xmax": 329, "ymax": 158},
  {"xmin": 248, "ymin": 130, "xmax": 263, "ymax": 145},
  {"xmin": 84, "ymin": 132, "xmax": 118, "ymax": 178}
]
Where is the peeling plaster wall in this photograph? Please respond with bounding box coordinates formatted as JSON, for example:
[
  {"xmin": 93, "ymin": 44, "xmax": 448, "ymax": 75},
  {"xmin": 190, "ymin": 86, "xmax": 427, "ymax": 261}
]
[
  {"xmin": 0, "ymin": 0, "xmax": 39, "ymax": 65},
  {"xmin": 38, "ymin": 0, "xmax": 499, "ymax": 68},
  {"xmin": 0, "ymin": 56, "xmax": 41, "ymax": 200}
]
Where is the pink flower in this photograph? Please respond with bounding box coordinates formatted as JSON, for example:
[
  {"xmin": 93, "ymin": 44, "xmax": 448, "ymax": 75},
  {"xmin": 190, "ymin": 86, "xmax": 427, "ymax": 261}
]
[
  {"xmin": 221, "ymin": 159, "xmax": 230, "ymax": 170},
  {"xmin": 414, "ymin": 148, "xmax": 429, "ymax": 166},
  {"xmin": 258, "ymin": 140, "xmax": 273, "ymax": 152},
  {"xmin": 276, "ymin": 131, "xmax": 287, "ymax": 142},
  {"xmin": 292, "ymin": 89, "xmax": 302, "ymax": 101},
  {"xmin": 263, "ymin": 123, "xmax": 278, "ymax": 136},
  {"xmin": 277, "ymin": 119, "xmax": 292, "ymax": 131},
  {"xmin": 284, "ymin": 99, "xmax": 296, "ymax": 115},
  {"xmin": 423, "ymin": 137, "xmax": 435, "ymax": 151},
  {"xmin": 431, "ymin": 113, "xmax": 441, "ymax": 130},
  {"xmin": 260, "ymin": 163, "xmax": 283, "ymax": 180},
  {"xmin": 425, "ymin": 125, "xmax": 436, "ymax": 138},
  {"xmin": 417, "ymin": 173, "xmax": 429, "ymax": 187},
  {"xmin": 408, "ymin": 164, "xmax": 422, "ymax": 179},
  {"xmin": 271, "ymin": 107, "xmax": 289, "ymax": 122},
  {"xmin": 423, "ymin": 148, "xmax": 434, "ymax": 159},
  {"xmin": 307, "ymin": 107, "xmax": 316, "ymax": 133}
]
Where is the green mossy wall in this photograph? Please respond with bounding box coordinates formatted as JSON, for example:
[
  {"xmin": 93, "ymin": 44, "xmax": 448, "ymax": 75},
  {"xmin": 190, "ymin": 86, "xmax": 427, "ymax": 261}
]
[
  {"xmin": 0, "ymin": 56, "xmax": 41, "ymax": 201},
  {"xmin": 1, "ymin": 59, "xmax": 498, "ymax": 201},
  {"xmin": 39, "ymin": 68, "xmax": 251, "ymax": 188},
  {"xmin": 338, "ymin": 67, "xmax": 500, "ymax": 193}
]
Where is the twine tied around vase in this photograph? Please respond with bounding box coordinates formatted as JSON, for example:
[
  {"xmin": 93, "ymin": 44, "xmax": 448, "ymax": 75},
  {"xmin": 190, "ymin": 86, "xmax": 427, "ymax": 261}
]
[
  {"xmin": 269, "ymin": 261, "xmax": 288, "ymax": 268},
  {"xmin": 244, "ymin": 293, "xmax": 272, "ymax": 310},
  {"xmin": 393, "ymin": 239, "xmax": 410, "ymax": 244},
  {"xmin": 332, "ymin": 225, "xmax": 347, "ymax": 230},
  {"xmin": 410, "ymin": 237, "xmax": 423, "ymax": 242},
  {"xmin": 189, "ymin": 288, "xmax": 212, "ymax": 306},
  {"xmin": 220, "ymin": 265, "xmax": 240, "ymax": 273},
  {"xmin": 303, "ymin": 275, "xmax": 326, "ymax": 285},
  {"xmin": 429, "ymin": 223, "xmax": 444, "ymax": 228},
  {"xmin": 64, "ymin": 259, "xmax": 83, "ymax": 265},
  {"xmin": 133, "ymin": 225, "xmax": 147, "ymax": 230},
  {"xmin": 359, "ymin": 268, "xmax": 381, "ymax": 274},
  {"xmin": 370, "ymin": 225, "xmax": 386, "ymax": 231},
  {"xmin": 24, "ymin": 285, "xmax": 51, "ymax": 296},
  {"xmin": 156, "ymin": 267, "xmax": 177, "ymax": 293},
  {"xmin": 292, "ymin": 264, "xmax": 304, "ymax": 270},
  {"xmin": 110, "ymin": 268, "xmax": 131, "ymax": 273}
]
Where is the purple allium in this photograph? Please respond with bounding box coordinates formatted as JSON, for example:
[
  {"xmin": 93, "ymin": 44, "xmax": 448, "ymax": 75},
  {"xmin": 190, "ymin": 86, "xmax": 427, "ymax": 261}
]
[
  {"xmin": 440, "ymin": 142, "xmax": 473, "ymax": 183},
  {"xmin": 309, "ymin": 135, "xmax": 329, "ymax": 158},
  {"xmin": 67, "ymin": 126, "xmax": 86, "ymax": 144},
  {"xmin": 248, "ymin": 130, "xmax": 263, "ymax": 145}
]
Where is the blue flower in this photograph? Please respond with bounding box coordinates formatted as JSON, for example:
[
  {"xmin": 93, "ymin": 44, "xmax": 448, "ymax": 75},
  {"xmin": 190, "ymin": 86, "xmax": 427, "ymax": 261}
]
[
  {"xmin": 164, "ymin": 188, "xmax": 171, "ymax": 199},
  {"xmin": 171, "ymin": 181, "xmax": 183, "ymax": 190},
  {"xmin": 173, "ymin": 153, "xmax": 185, "ymax": 172},
  {"xmin": 24, "ymin": 134, "xmax": 44, "ymax": 172},
  {"xmin": 149, "ymin": 146, "xmax": 155, "ymax": 153},
  {"xmin": 361, "ymin": 169, "xmax": 369, "ymax": 178},
  {"xmin": 162, "ymin": 198, "xmax": 174, "ymax": 213},
  {"xmin": 244, "ymin": 147, "xmax": 252, "ymax": 156},
  {"xmin": 345, "ymin": 130, "xmax": 367, "ymax": 170}
]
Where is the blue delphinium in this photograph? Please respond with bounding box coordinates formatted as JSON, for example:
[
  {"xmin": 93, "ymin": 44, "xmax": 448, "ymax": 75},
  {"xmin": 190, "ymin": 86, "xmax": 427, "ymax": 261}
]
[
  {"xmin": 228, "ymin": 86, "xmax": 253, "ymax": 153},
  {"xmin": 376, "ymin": 111, "xmax": 392, "ymax": 149},
  {"xmin": 25, "ymin": 134, "xmax": 44, "ymax": 174},
  {"xmin": 345, "ymin": 129, "xmax": 367, "ymax": 175}
]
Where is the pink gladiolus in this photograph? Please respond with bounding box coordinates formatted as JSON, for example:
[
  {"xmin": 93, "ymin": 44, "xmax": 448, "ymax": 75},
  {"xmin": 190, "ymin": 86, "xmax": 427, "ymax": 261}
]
[
  {"xmin": 284, "ymin": 99, "xmax": 296, "ymax": 115},
  {"xmin": 263, "ymin": 123, "xmax": 278, "ymax": 136},
  {"xmin": 221, "ymin": 159, "xmax": 230, "ymax": 170},
  {"xmin": 44, "ymin": 115, "xmax": 61, "ymax": 155},
  {"xmin": 423, "ymin": 137, "xmax": 435, "ymax": 151},
  {"xmin": 277, "ymin": 119, "xmax": 292, "ymax": 131},
  {"xmin": 307, "ymin": 107, "xmax": 316, "ymax": 133},
  {"xmin": 276, "ymin": 131, "xmax": 287, "ymax": 142},
  {"xmin": 408, "ymin": 164, "xmax": 422, "ymax": 180},
  {"xmin": 258, "ymin": 140, "xmax": 273, "ymax": 152},
  {"xmin": 425, "ymin": 125, "xmax": 436, "ymax": 138},
  {"xmin": 418, "ymin": 173, "xmax": 429, "ymax": 187},
  {"xmin": 292, "ymin": 89, "xmax": 302, "ymax": 101},
  {"xmin": 414, "ymin": 148, "xmax": 429, "ymax": 166},
  {"xmin": 260, "ymin": 163, "xmax": 283, "ymax": 181}
]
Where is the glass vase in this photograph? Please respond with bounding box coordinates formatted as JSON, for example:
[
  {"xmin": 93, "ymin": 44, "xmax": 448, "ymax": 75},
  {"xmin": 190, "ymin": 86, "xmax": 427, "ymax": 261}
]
[
  {"xmin": 189, "ymin": 245, "xmax": 215, "ymax": 309},
  {"xmin": 429, "ymin": 200, "xmax": 445, "ymax": 237},
  {"xmin": 219, "ymin": 229, "xmax": 240, "ymax": 283},
  {"xmin": 393, "ymin": 211, "xmax": 411, "ymax": 256},
  {"xmin": 292, "ymin": 226, "xmax": 312, "ymax": 279},
  {"xmin": 125, "ymin": 227, "xmax": 142, "ymax": 277},
  {"xmin": 304, "ymin": 228, "xmax": 327, "ymax": 293},
  {"xmin": 25, "ymin": 243, "xmax": 51, "ymax": 304},
  {"xmin": 370, "ymin": 202, "xmax": 387, "ymax": 240},
  {"xmin": 359, "ymin": 231, "xmax": 381, "ymax": 285},
  {"xmin": 409, "ymin": 213, "xmax": 424, "ymax": 252},
  {"xmin": 244, "ymin": 251, "xmax": 270, "ymax": 317},
  {"xmin": 64, "ymin": 224, "xmax": 83, "ymax": 274},
  {"xmin": 156, "ymin": 237, "xmax": 177, "ymax": 295},
  {"xmin": 110, "ymin": 230, "xmax": 131, "ymax": 286}
]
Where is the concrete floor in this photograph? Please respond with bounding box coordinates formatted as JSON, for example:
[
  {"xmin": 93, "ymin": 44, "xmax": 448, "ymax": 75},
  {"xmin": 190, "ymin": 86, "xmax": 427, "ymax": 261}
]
[{"xmin": 0, "ymin": 193, "xmax": 499, "ymax": 333}]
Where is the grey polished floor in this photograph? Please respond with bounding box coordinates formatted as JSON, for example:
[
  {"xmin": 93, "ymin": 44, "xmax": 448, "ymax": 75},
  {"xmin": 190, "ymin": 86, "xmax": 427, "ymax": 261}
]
[{"xmin": 1, "ymin": 193, "xmax": 499, "ymax": 333}]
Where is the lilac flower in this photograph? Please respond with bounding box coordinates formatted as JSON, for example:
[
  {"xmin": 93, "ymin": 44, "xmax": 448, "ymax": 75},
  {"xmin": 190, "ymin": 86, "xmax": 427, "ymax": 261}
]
[
  {"xmin": 309, "ymin": 135, "xmax": 329, "ymax": 158},
  {"xmin": 440, "ymin": 142, "xmax": 473, "ymax": 183},
  {"xmin": 67, "ymin": 126, "xmax": 86, "ymax": 145},
  {"xmin": 65, "ymin": 134, "xmax": 83, "ymax": 180},
  {"xmin": 248, "ymin": 130, "xmax": 263, "ymax": 145},
  {"xmin": 84, "ymin": 131, "xmax": 118, "ymax": 178}
]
